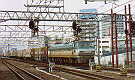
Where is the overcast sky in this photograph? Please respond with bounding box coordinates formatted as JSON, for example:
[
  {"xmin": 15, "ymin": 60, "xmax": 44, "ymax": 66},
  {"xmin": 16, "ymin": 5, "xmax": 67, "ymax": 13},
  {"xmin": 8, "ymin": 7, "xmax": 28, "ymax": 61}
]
[
  {"xmin": 0, "ymin": 0, "xmax": 102, "ymax": 12},
  {"xmin": 0, "ymin": 0, "xmax": 134, "ymax": 14},
  {"xmin": 0, "ymin": 0, "xmax": 115, "ymax": 12}
]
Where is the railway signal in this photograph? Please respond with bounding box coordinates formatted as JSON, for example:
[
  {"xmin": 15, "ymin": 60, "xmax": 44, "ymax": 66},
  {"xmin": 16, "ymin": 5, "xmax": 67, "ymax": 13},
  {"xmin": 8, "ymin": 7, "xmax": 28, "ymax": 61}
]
[
  {"xmin": 72, "ymin": 21, "xmax": 77, "ymax": 31},
  {"xmin": 72, "ymin": 21, "xmax": 82, "ymax": 36},
  {"xmin": 29, "ymin": 19, "xmax": 35, "ymax": 29},
  {"xmin": 29, "ymin": 18, "xmax": 39, "ymax": 36}
]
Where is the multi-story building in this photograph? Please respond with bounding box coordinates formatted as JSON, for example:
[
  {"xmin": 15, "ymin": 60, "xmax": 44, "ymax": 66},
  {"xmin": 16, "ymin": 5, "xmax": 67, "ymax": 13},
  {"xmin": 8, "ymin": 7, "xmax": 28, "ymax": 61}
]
[
  {"xmin": 79, "ymin": 9, "xmax": 98, "ymax": 63},
  {"xmin": 98, "ymin": 37, "xmax": 135, "ymax": 66},
  {"xmin": 101, "ymin": 15, "xmax": 125, "ymax": 38},
  {"xmin": 99, "ymin": 14, "xmax": 125, "ymax": 59},
  {"xmin": 97, "ymin": 15, "xmax": 135, "ymax": 66}
]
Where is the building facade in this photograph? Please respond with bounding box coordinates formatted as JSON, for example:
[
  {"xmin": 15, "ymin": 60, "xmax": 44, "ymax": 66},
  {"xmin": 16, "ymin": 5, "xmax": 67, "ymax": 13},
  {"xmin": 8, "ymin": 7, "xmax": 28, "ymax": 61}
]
[
  {"xmin": 79, "ymin": 9, "xmax": 98, "ymax": 58},
  {"xmin": 101, "ymin": 15, "xmax": 125, "ymax": 38},
  {"xmin": 94, "ymin": 15, "xmax": 135, "ymax": 67}
]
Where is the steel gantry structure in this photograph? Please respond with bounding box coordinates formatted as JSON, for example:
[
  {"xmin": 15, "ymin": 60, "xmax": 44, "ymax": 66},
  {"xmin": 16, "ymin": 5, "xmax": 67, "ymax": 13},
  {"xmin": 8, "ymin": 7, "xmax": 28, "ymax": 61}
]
[
  {"xmin": 25, "ymin": 0, "xmax": 64, "ymax": 12},
  {"xmin": 0, "ymin": 10, "xmax": 125, "ymax": 38},
  {"xmin": 0, "ymin": 0, "xmax": 66, "ymax": 54}
]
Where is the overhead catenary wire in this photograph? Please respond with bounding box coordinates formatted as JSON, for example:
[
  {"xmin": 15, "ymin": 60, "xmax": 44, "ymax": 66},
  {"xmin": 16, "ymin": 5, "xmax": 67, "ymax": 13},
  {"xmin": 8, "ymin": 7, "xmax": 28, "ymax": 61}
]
[{"xmin": 100, "ymin": 0, "xmax": 134, "ymax": 13}]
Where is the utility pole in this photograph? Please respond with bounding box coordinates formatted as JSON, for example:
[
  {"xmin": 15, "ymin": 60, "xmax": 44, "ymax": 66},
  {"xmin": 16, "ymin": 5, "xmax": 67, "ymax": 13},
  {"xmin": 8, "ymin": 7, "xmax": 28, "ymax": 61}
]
[
  {"xmin": 125, "ymin": 5, "xmax": 129, "ymax": 66},
  {"xmin": 111, "ymin": 9, "xmax": 115, "ymax": 67},
  {"xmin": 128, "ymin": 4, "xmax": 133, "ymax": 64},
  {"xmin": 114, "ymin": 13, "xmax": 119, "ymax": 68},
  {"xmin": 97, "ymin": 21, "xmax": 100, "ymax": 65}
]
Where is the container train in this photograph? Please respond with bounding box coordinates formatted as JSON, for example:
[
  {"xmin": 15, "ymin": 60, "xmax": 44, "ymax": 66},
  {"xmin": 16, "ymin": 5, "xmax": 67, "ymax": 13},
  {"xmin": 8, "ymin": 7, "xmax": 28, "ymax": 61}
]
[{"xmin": 7, "ymin": 40, "xmax": 96, "ymax": 65}]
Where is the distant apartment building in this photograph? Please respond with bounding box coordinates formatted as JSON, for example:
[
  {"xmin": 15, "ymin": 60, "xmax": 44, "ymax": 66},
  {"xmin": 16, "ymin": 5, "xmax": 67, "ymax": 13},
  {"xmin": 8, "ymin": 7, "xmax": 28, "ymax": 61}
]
[
  {"xmin": 101, "ymin": 15, "xmax": 125, "ymax": 38},
  {"xmin": 99, "ymin": 14, "xmax": 125, "ymax": 58},
  {"xmin": 98, "ymin": 37, "xmax": 135, "ymax": 66},
  {"xmin": 97, "ymin": 15, "xmax": 135, "ymax": 66},
  {"xmin": 79, "ymin": 9, "xmax": 98, "ymax": 55},
  {"xmin": 78, "ymin": 10, "xmax": 135, "ymax": 66}
]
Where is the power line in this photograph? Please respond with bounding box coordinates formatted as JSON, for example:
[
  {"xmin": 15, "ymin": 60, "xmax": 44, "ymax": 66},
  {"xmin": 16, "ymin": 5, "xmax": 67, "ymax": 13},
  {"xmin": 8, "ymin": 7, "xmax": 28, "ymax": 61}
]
[{"xmin": 101, "ymin": 0, "xmax": 134, "ymax": 13}]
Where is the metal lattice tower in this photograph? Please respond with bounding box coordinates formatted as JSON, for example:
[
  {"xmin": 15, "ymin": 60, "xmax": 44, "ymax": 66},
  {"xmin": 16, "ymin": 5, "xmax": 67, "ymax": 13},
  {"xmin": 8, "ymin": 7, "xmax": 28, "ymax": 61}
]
[{"xmin": 25, "ymin": 0, "xmax": 64, "ymax": 12}]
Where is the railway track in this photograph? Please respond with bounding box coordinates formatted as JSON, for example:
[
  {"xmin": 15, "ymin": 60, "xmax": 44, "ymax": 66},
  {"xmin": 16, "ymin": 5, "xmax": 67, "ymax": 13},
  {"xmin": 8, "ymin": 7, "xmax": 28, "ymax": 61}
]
[
  {"xmin": 56, "ymin": 66, "xmax": 119, "ymax": 80},
  {"xmin": 2, "ymin": 60, "xmax": 45, "ymax": 80},
  {"xmin": 5, "ymin": 58, "xmax": 129, "ymax": 80}
]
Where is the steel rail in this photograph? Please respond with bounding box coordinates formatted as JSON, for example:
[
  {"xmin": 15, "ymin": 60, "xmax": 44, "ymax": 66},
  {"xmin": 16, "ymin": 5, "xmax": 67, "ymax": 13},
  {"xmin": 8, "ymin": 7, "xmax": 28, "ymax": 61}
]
[
  {"xmin": 2, "ymin": 60, "xmax": 45, "ymax": 80},
  {"xmin": 56, "ymin": 66, "xmax": 119, "ymax": 80},
  {"xmin": 2, "ymin": 60, "xmax": 26, "ymax": 80}
]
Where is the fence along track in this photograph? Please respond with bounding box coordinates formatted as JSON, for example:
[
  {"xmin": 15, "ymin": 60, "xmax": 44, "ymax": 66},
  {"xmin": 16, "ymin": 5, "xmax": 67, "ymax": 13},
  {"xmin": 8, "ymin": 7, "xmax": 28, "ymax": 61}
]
[{"xmin": 2, "ymin": 60, "xmax": 45, "ymax": 80}]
